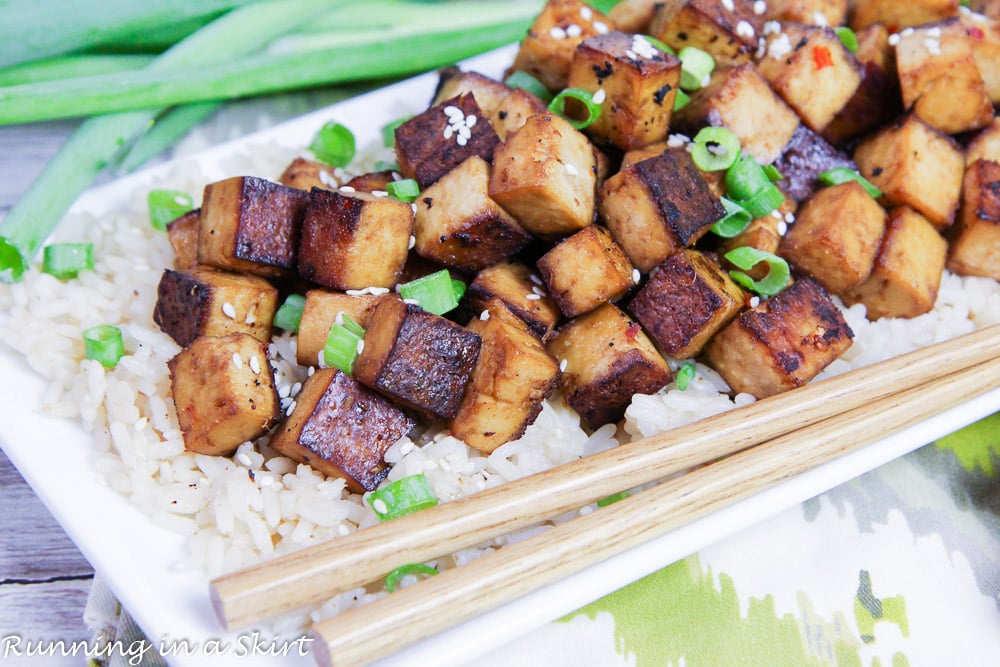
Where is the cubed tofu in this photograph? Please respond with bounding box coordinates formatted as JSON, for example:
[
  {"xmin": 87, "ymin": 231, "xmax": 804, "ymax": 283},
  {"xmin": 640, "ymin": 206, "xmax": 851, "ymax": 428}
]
[
  {"xmin": 546, "ymin": 302, "xmax": 673, "ymax": 429},
  {"xmin": 168, "ymin": 333, "xmax": 280, "ymax": 456},
  {"xmin": 765, "ymin": 0, "xmax": 848, "ymax": 26},
  {"xmin": 599, "ymin": 148, "xmax": 725, "ymax": 272},
  {"xmin": 757, "ymin": 22, "xmax": 862, "ymax": 132},
  {"xmin": 268, "ymin": 369, "xmax": 415, "ymax": 492},
  {"xmin": 849, "ymin": 0, "xmax": 959, "ymax": 31},
  {"xmin": 297, "ymin": 187, "xmax": 412, "ymax": 290},
  {"xmin": 450, "ymin": 301, "xmax": 561, "ymax": 453},
  {"xmin": 948, "ymin": 158, "xmax": 1000, "ymax": 279},
  {"xmin": 166, "ymin": 208, "xmax": 200, "ymax": 270},
  {"xmin": 778, "ymin": 181, "xmax": 887, "ymax": 294},
  {"xmin": 895, "ymin": 18, "xmax": 993, "ymax": 135},
  {"xmin": 394, "ymin": 92, "xmax": 501, "ymax": 189},
  {"xmin": 489, "ymin": 113, "xmax": 597, "ymax": 240},
  {"xmin": 413, "ymin": 156, "xmax": 531, "ymax": 273},
  {"xmin": 566, "ymin": 31, "xmax": 681, "ymax": 150},
  {"xmin": 279, "ymin": 157, "xmax": 339, "ymax": 191},
  {"xmin": 853, "ymin": 113, "xmax": 965, "ymax": 229},
  {"xmin": 704, "ymin": 277, "xmax": 853, "ymax": 398},
  {"xmin": 628, "ymin": 249, "xmax": 745, "ymax": 358},
  {"xmin": 296, "ymin": 289, "xmax": 397, "ymax": 367},
  {"xmin": 537, "ymin": 225, "xmax": 637, "ymax": 318},
  {"xmin": 609, "ymin": 0, "xmax": 660, "ymax": 32},
  {"xmin": 510, "ymin": 0, "xmax": 617, "ymax": 93},
  {"xmin": 672, "ymin": 62, "xmax": 800, "ymax": 166},
  {"xmin": 198, "ymin": 176, "xmax": 310, "ymax": 278},
  {"xmin": 433, "ymin": 68, "xmax": 547, "ymax": 141},
  {"xmin": 353, "ymin": 299, "xmax": 481, "ymax": 420},
  {"xmin": 967, "ymin": 117, "xmax": 1000, "ymax": 165},
  {"xmin": 153, "ymin": 266, "xmax": 278, "ymax": 347},
  {"xmin": 772, "ymin": 124, "xmax": 857, "ymax": 201},
  {"xmin": 842, "ymin": 206, "xmax": 947, "ymax": 319},
  {"xmin": 649, "ymin": 0, "xmax": 765, "ymax": 66},
  {"xmin": 461, "ymin": 261, "xmax": 562, "ymax": 340}
]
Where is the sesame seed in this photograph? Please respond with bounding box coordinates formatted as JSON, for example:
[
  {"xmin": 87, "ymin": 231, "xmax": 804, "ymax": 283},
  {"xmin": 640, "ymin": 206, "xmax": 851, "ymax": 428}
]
[
  {"xmin": 443, "ymin": 105, "xmax": 463, "ymax": 119},
  {"xmin": 480, "ymin": 310, "xmax": 491, "ymax": 321},
  {"xmin": 812, "ymin": 11, "xmax": 827, "ymax": 27},
  {"xmin": 339, "ymin": 185, "xmax": 356, "ymax": 193},
  {"xmin": 632, "ymin": 268, "xmax": 641, "ymax": 283},
  {"xmin": 411, "ymin": 203, "xmax": 418, "ymax": 214},
  {"xmin": 756, "ymin": 37, "xmax": 767, "ymax": 59},
  {"xmin": 408, "ymin": 235, "xmax": 416, "ymax": 249},
  {"xmin": 888, "ymin": 33, "xmax": 900, "ymax": 46},
  {"xmin": 900, "ymin": 27, "xmax": 914, "ymax": 37},
  {"xmin": 279, "ymin": 384, "xmax": 291, "ymax": 398},
  {"xmin": 307, "ymin": 366, "xmax": 316, "ymax": 376},
  {"xmin": 565, "ymin": 163, "xmax": 579, "ymax": 176},
  {"xmin": 222, "ymin": 302, "xmax": 236, "ymax": 319},
  {"xmin": 526, "ymin": 293, "xmax": 541, "ymax": 301},
  {"xmin": 372, "ymin": 498, "xmax": 389, "ymax": 514},
  {"xmin": 236, "ymin": 451, "xmax": 252, "ymax": 467},
  {"xmin": 750, "ymin": 296, "xmax": 761, "ymax": 307},
  {"xmin": 592, "ymin": 88, "xmax": 607, "ymax": 104},
  {"xmin": 318, "ymin": 169, "xmax": 337, "ymax": 188},
  {"xmin": 667, "ymin": 133, "xmax": 691, "ymax": 147},
  {"xmin": 784, "ymin": 211, "xmax": 795, "ymax": 223},
  {"xmin": 722, "ymin": 0, "xmax": 734, "ymax": 11},
  {"xmin": 593, "ymin": 20, "xmax": 609, "ymax": 34},
  {"xmin": 559, "ymin": 358, "xmax": 568, "ymax": 372},
  {"xmin": 550, "ymin": 26, "xmax": 567, "ymax": 39},
  {"xmin": 763, "ymin": 21, "xmax": 781, "ymax": 36},
  {"xmin": 291, "ymin": 382, "xmax": 302, "ymax": 396},
  {"xmin": 768, "ymin": 33, "xmax": 792, "ymax": 59},
  {"xmin": 529, "ymin": 273, "xmax": 543, "ymax": 285},
  {"xmin": 466, "ymin": 114, "xmax": 478, "ymax": 128},
  {"xmin": 356, "ymin": 339, "xmax": 365, "ymax": 355},
  {"xmin": 456, "ymin": 134, "xmax": 468, "ymax": 147},
  {"xmin": 532, "ymin": 285, "xmax": 547, "ymax": 297},
  {"xmin": 249, "ymin": 356, "xmax": 261, "ymax": 374},
  {"xmin": 580, "ymin": 6, "xmax": 593, "ymax": 20},
  {"xmin": 701, "ymin": 73, "xmax": 711, "ymax": 87},
  {"xmin": 625, "ymin": 49, "xmax": 638, "ymax": 60},
  {"xmin": 753, "ymin": 0, "xmax": 766, "ymax": 15},
  {"xmin": 335, "ymin": 311, "xmax": 344, "ymax": 326},
  {"xmin": 231, "ymin": 353, "xmax": 243, "ymax": 369},
  {"xmin": 777, "ymin": 220, "xmax": 788, "ymax": 236},
  {"xmin": 403, "ymin": 298, "xmax": 420, "ymax": 305},
  {"xmin": 566, "ymin": 24, "xmax": 582, "ymax": 38},
  {"xmin": 630, "ymin": 34, "xmax": 658, "ymax": 59},
  {"xmin": 771, "ymin": 210, "xmax": 783, "ymax": 220},
  {"xmin": 285, "ymin": 400, "xmax": 297, "ymax": 416},
  {"xmin": 736, "ymin": 20, "xmax": 755, "ymax": 38}
]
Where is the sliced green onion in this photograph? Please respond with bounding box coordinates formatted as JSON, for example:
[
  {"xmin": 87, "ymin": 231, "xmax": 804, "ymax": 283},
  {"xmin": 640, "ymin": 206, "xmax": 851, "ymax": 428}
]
[
  {"xmin": 835, "ymin": 26, "xmax": 858, "ymax": 53},
  {"xmin": 385, "ymin": 563, "xmax": 438, "ymax": 593},
  {"xmin": 672, "ymin": 89, "xmax": 691, "ymax": 111},
  {"xmin": 763, "ymin": 164, "xmax": 783, "ymax": 182},
  {"xmin": 504, "ymin": 70, "xmax": 552, "ymax": 103},
  {"xmin": 148, "ymin": 189, "xmax": 194, "ymax": 232},
  {"xmin": 42, "ymin": 243, "xmax": 94, "ymax": 280},
  {"xmin": 374, "ymin": 160, "xmax": 401, "ymax": 172},
  {"xmin": 691, "ymin": 127, "xmax": 741, "ymax": 171},
  {"xmin": 547, "ymin": 87, "xmax": 602, "ymax": 130},
  {"xmin": 381, "ymin": 115, "xmax": 413, "ymax": 148},
  {"xmin": 597, "ymin": 491, "xmax": 630, "ymax": 507},
  {"xmin": 83, "ymin": 324, "xmax": 125, "ymax": 369},
  {"xmin": 676, "ymin": 361, "xmax": 696, "ymax": 390},
  {"xmin": 337, "ymin": 311, "xmax": 365, "ymax": 338},
  {"xmin": 368, "ymin": 474, "xmax": 438, "ymax": 522},
  {"xmin": 451, "ymin": 278, "xmax": 467, "ymax": 303},
  {"xmin": 711, "ymin": 198, "xmax": 752, "ymax": 238},
  {"xmin": 399, "ymin": 269, "xmax": 462, "ymax": 315},
  {"xmin": 309, "ymin": 121, "xmax": 355, "ymax": 168},
  {"xmin": 642, "ymin": 35, "xmax": 675, "ymax": 55},
  {"xmin": 724, "ymin": 152, "xmax": 772, "ymax": 201},
  {"xmin": 725, "ymin": 247, "xmax": 791, "ymax": 297},
  {"xmin": 678, "ymin": 46, "xmax": 714, "ymax": 90},
  {"xmin": 386, "ymin": 178, "xmax": 420, "ymax": 203},
  {"xmin": 323, "ymin": 322, "xmax": 365, "ymax": 375},
  {"xmin": 818, "ymin": 167, "xmax": 883, "ymax": 199},
  {"xmin": 273, "ymin": 294, "xmax": 306, "ymax": 332},
  {"xmin": 736, "ymin": 183, "xmax": 785, "ymax": 219}
]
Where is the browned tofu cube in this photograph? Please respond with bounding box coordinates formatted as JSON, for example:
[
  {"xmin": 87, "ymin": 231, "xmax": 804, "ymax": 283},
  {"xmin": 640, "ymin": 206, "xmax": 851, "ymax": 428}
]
[
  {"xmin": 433, "ymin": 68, "xmax": 547, "ymax": 141},
  {"xmin": 948, "ymin": 158, "xmax": 1000, "ymax": 279},
  {"xmin": 757, "ymin": 23, "xmax": 862, "ymax": 132},
  {"xmin": 650, "ymin": 0, "xmax": 765, "ymax": 66},
  {"xmin": 343, "ymin": 170, "xmax": 396, "ymax": 195},
  {"xmin": 279, "ymin": 157, "xmax": 339, "ymax": 191},
  {"xmin": 510, "ymin": 0, "xmax": 617, "ymax": 93},
  {"xmin": 765, "ymin": 0, "xmax": 848, "ymax": 26},
  {"xmin": 672, "ymin": 63, "xmax": 800, "ymax": 166},
  {"xmin": 966, "ymin": 117, "xmax": 1000, "ymax": 165},
  {"xmin": 849, "ymin": 0, "xmax": 959, "ymax": 32},
  {"xmin": 353, "ymin": 299, "xmax": 482, "ymax": 420},
  {"xmin": 628, "ymin": 249, "xmax": 745, "ymax": 358},
  {"xmin": 778, "ymin": 181, "xmax": 886, "ymax": 294},
  {"xmin": 566, "ymin": 31, "xmax": 681, "ymax": 151},
  {"xmin": 298, "ymin": 187, "xmax": 412, "ymax": 290},
  {"xmin": 166, "ymin": 208, "xmax": 200, "ymax": 270},
  {"xmin": 268, "ymin": 369, "xmax": 415, "ymax": 492},
  {"xmin": 489, "ymin": 113, "xmax": 597, "ymax": 240},
  {"xmin": 537, "ymin": 225, "xmax": 637, "ymax": 318},
  {"xmin": 853, "ymin": 114, "xmax": 965, "ymax": 229},
  {"xmin": 450, "ymin": 301, "xmax": 561, "ymax": 453},
  {"xmin": 154, "ymin": 266, "xmax": 278, "ymax": 347},
  {"xmin": 962, "ymin": 8, "xmax": 1000, "ymax": 103},
  {"xmin": 546, "ymin": 302, "xmax": 673, "ymax": 428},
  {"xmin": 461, "ymin": 261, "xmax": 562, "ymax": 340},
  {"xmin": 608, "ymin": 0, "xmax": 660, "ymax": 32},
  {"xmin": 895, "ymin": 18, "xmax": 993, "ymax": 135},
  {"xmin": 842, "ymin": 206, "xmax": 947, "ymax": 319},
  {"xmin": 704, "ymin": 277, "xmax": 854, "ymax": 398},
  {"xmin": 168, "ymin": 333, "xmax": 280, "ymax": 456},
  {"xmin": 599, "ymin": 148, "xmax": 725, "ymax": 272},
  {"xmin": 772, "ymin": 124, "xmax": 857, "ymax": 201},
  {"xmin": 413, "ymin": 156, "xmax": 531, "ymax": 273},
  {"xmin": 296, "ymin": 289, "xmax": 397, "ymax": 367},
  {"xmin": 394, "ymin": 92, "xmax": 501, "ymax": 189},
  {"xmin": 198, "ymin": 176, "xmax": 310, "ymax": 278}
]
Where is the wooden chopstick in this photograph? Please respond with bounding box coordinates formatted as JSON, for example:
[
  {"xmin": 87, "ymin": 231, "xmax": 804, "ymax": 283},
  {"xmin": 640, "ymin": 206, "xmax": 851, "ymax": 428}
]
[
  {"xmin": 210, "ymin": 324, "xmax": 1000, "ymax": 630},
  {"xmin": 312, "ymin": 353, "xmax": 1000, "ymax": 667}
]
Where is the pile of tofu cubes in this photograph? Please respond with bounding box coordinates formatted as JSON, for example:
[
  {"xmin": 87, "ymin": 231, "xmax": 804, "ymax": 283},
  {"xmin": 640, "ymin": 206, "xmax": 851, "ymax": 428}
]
[{"xmin": 152, "ymin": 0, "xmax": 1000, "ymax": 491}]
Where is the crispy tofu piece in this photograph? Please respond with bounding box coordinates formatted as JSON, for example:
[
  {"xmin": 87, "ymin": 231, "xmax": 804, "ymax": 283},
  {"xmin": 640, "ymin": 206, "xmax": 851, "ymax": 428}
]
[
  {"xmin": 153, "ymin": 266, "xmax": 278, "ymax": 347},
  {"xmin": 608, "ymin": 0, "xmax": 660, "ymax": 32},
  {"xmin": 649, "ymin": 0, "xmax": 765, "ymax": 66},
  {"xmin": 672, "ymin": 63, "xmax": 800, "ymax": 166},
  {"xmin": 461, "ymin": 261, "xmax": 562, "ymax": 340},
  {"xmin": 628, "ymin": 249, "xmax": 745, "ymax": 358},
  {"xmin": 842, "ymin": 206, "xmax": 947, "ymax": 319},
  {"xmin": 168, "ymin": 333, "xmax": 280, "ymax": 456},
  {"xmin": 566, "ymin": 31, "xmax": 681, "ymax": 150},
  {"xmin": 967, "ymin": 117, "xmax": 1000, "ymax": 165},
  {"xmin": 772, "ymin": 124, "xmax": 856, "ymax": 201},
  {"xmin": 268, "ymin": 369, "xmax": 414, "ymax": 492},
  {"xmin": 489, "ymin": 113, "xmax": 597, "ymax": 240},
  {"xmin": 343, "ymin": 170, "xmax": 396, "ymax": 194},
  {"xmin": 394, "ymin": 92, "xmax": 501, "ymax": 189},
  {"xmin": 778, "ymin": 181, "xmax": 886, "ymax": 294},
  {"xmin": 757, "ymin": 23, "xmax": 862, "ymax": 132},
  {"xmin": 853, "ymin": 114, "xmax": 965, "ymax": 229},
  {"xmin": 536, "ymin": 225, "xmax": 637, "ymax": 318},
  {"xmin": 599, "ymin": 148, "xmax": 725, "ymax": 272},
  {"xmin": 849, "ymin": 0, "xmax": 959, "ymax": 31},
  {"xmin": 948, "ymin": 158, "xmax": 1000, "ymax": 279},
  {"xmin": 960, "ymin": 9, "xmax": 1000, "ymax": 103},
  {"xmin": 198, "ymin": 176, "xmax": 311, "ymax": 278},
  {"xmin": 765, "ymin": 0, "xmax": 848, "ymax": 26},
  {"xmin": 413, "ymin": 156, "xmax": 531, "ymax": 273},
  {"xmin": 546, "ymin": 302, "xmax": 672, "ymax": 429},
  {"xmin": 433, "ymin": 68, "xmax": 547, "ymax": 141},
  {"xmin": 278, "ymin": 157, "xmax": 338, "ymax": 191},
  {"xmin": 297, "ymin": 187, "xmax": 412, "ymax": 290},
  {"xmin": 166, "ymin": 208, "xmax": 200, "ymax": 270},
  {"xmin": 450, "ymin": 301, "xmax": 561, "ymax": 453},
  {"xmin": 510, "ymin": 0, "xmax": 617, "ymax": 93},
  {"xmin": 895, "ymin": 18, "xmax": 993, "ymax": 135},
  {"xmin": 295, "ymin": 289, "xmax": 397, "ymax": 367},
  {"xmin": 353, "ymin": 299, "xmax": 481, "ymax": 420},
  {"xmin": 704, "ymin": 277, "xmax": 853, "ymax": 398}
]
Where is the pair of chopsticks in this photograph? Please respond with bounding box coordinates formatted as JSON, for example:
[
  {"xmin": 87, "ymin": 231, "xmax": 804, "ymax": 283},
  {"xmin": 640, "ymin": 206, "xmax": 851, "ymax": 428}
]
[{"xmin": 211, "ymin": 324, "xmax": 1000, "ymax": 666}]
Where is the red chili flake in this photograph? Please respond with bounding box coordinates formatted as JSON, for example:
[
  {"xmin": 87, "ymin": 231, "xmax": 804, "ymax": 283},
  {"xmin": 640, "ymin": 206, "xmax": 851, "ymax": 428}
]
[
  {"xmin": 812, "ymin": 45, "xmax": 834, "ymax": 70},
  {"xmin": 968, "ymin": 26, "xmax": 985, "ymax": 41},
  {"xmin": 625, "ymin": 322, "xmax": 641, "ymax": 339}
]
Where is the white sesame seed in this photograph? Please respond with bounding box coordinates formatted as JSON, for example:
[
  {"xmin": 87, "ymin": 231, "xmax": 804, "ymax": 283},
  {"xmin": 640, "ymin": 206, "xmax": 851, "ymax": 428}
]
[
  {"xmin": 722, "ymin": 0, "xmax": 734, "ymax": 11},
  {"xmin": 356, "ymin": 339, "xmax": 365, "ymax": 355},
  {"xmin": 232, "ymin": 352, "xmax": 243, "ymax": 369},
  {"xmin": 532, "ymin": 285, "xmax": 547, "ymax": 297},
  {"xmin": 249, "ymin": 355, "xmax": 261, "ymax": 374},
  {"xmin": 777, "ymin": 220, "xmax": 788, "ymax": 236},
  {"xmin": 456, "ymin": 134, "xmax": 468, "ymax": 146},
  {"xmin": 403, "ymin": 298, "xmax": 420, "ymax": 305},
  {"xmin": 466, "ymin": 114, "xmax": 478, "ymax": 127},
  {"xmin": 592, "ymin": 88, "xmax": 607, "ymax": 104},
  {"xmin": 526, "ymin": 293, "xmax": 541, "ymax": 301},
  {"xmin": 411, "ymin": 203, "xmax": 418, "ymax": 214},
  {"xmin": 763, "ymin": 20, "xmax": 781, "ymax": 36},
  {"xmin": 667, "ymin": 133, "xmax": 691, "ymax": 147},
  {"xmin": 812, "ymin": 11, "xmax": 827, "ymax": 27},
  {"xmin": 372, "ymin": 498, "xmax": 389, "ymax": 514},
  {"xmin": 900, "ymin": 27, "xmax": 914, "ymax": 37},
  {"xmin": 408, "ymin": 235, "xmax": 416, "ymax": 249},
  {"xmin": 701, "ymin": 73, "xmax": 711, "ymax": 87},
  {"xmin": 285, "ymin": 400, "xmax": 297, "ymax": 416},
  {"xmin": 756, "ymin": 37, "xmax": 767, "ymax": 59},
  {"xmin": 580, "ymin": 6, "xmax": 593, "ymax": 20},
  {"xmin": 529, "ymin": 273, "xmax": 543, "ymax": 285},
  {"xmin": 480, "ymin": 310, "xmax": 491, "ymax": 321},
  {"xmin": 566, "ymin": 24, "xmax": 582, "ymax": 38},
  {"xmin": 736, "ymin": 20, "xmax": 755, "ymax": 38},
  {"xmin": 279, "ymin": 384, "xmax": 291, "ymax": 399},
  {"xmin": 565, "ymin": 163, "xmax": 579, "ymax": 176},
  {"xmin": 593, "ymin": 20, "xmax": 608, "ymax": 34},
  {"xmin": 888, "ymin": 33, "xmax": 900, "ymax": 46},
  {"xmin": 750, "ymin": 296, "xmax": 761, "ymax": 307},
  {"xmin": 768, "ymin": 33, "xmax": 792, "ymax": 59},
  {"xmin": 632, "ymin": 268, "xmax": 641, "ymax": 283},
  {"xmin": 319, "ymin": 169, "xmax": 337, "ymax": 188},
  {"xmin": 335, "ymin": 311, "xmax": 344, "ymax": 326},
  {"xmin": 550, "ymin": 26, "xmax": 567, "ymax": 39},
  {"xmin": 222, "ymin": 302, "xmax": 236, "ymax": 319},
  {"xmin": 753, "ymin": 0, "xmax": 766, "ymax": 15},
  {"xmin": 339, "ymin": 185, "xmax": 356, "ymax": 193},
  {"xmin": 559, "ymin": 358, "xmax": 568, "ymax": 372},
  {"xmin": 771, "ymin": 210, "xmax": 783, "ymax": 220},
  {"xmin": 784, "ymin": 211, "xmax": 795, "ymax": 223},
  {"xmin": 291, "ymin": 382, "xmax": 302, "ymax": 396},
  {"xmin": 630, "ymin": 34, "xmax": 658, "ymax": 59},
  {"xmin": 625, "ymin": 49, "xmax": 638, "ymax": 60},
  {"xmin": 443, "ymin": 105, "xmax": 463, "ymax": 119},
  {"xmin": 308, "ymin": 366, "xmax": 316, "ymax": 376}
]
